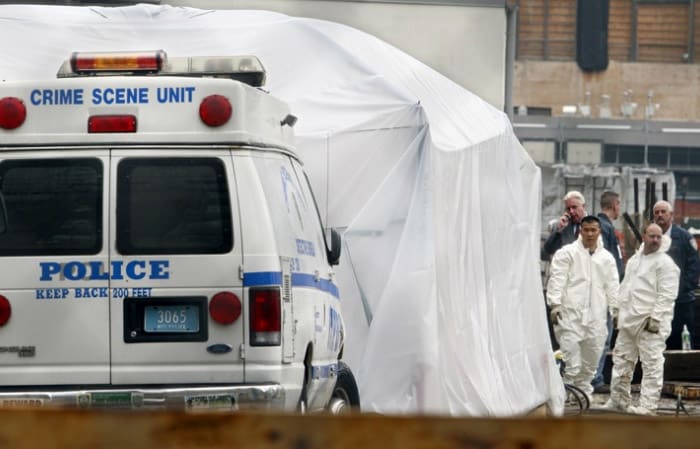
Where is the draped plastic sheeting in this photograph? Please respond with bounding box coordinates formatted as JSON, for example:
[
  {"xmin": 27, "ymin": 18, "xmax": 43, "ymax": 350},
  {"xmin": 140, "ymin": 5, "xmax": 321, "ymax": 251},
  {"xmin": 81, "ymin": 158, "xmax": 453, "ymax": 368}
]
[{"xmin": 0, "ymin": 4, "xmax": 565, "ymax": 416}]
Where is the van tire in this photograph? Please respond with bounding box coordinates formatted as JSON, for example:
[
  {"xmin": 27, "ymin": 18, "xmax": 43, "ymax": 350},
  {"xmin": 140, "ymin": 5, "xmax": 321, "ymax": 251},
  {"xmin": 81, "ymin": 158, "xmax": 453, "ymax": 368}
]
[
  {"xmin": 327, "ymin": 361, "xmax": 360, "ymax": 413},
  {"xmin": 297, "ymin": 391, "xmax": 308, "ymax": 414},
  {"xmin": 297, "ymin": 349, "xmax": 312, "ymax": 414}
]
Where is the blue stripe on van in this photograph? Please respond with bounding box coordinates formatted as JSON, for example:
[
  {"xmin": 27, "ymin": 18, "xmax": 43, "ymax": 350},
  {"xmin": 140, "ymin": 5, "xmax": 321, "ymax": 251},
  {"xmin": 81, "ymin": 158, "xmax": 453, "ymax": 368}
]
[
  {"xmin": 243, "ymin": 271, "xmax": 339, "ymax": 299},
  {"xmin": 243, "ymin": 271, "xmax": 282, "ymax": 286}
]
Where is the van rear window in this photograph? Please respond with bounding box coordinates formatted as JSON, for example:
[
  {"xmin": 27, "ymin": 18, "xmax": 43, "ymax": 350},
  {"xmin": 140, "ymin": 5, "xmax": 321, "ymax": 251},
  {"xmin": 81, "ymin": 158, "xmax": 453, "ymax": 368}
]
[
  {"xmin": 116, "ymin": 158, "xmax": 233, "ymax": 255},
  {"xmin": 0, "ymin": 158, "xmax": 102, "ymax": 256}
]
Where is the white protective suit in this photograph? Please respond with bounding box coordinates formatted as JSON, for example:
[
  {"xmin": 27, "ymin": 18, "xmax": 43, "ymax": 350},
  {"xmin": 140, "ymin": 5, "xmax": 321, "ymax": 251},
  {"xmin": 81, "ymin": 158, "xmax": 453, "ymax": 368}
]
[
  {"xmin": 609, "ymin": 237, "xmax": 679, "ymax": 412},
  {"xmin": 546, "ymin": 237, "xmax": 619, "ymax": 397}
]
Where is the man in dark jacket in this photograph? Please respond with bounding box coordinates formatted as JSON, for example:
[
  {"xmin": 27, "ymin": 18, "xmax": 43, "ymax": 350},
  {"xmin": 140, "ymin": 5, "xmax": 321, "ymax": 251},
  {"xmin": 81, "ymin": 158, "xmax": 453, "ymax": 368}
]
[
  {"xmin": 598, "ymin": 191, "xmax": 625, "ymax": 280},
  {"xmin": 541, "ymin": 190, "xmax": 587, "ymax": 261},
  {"xmin": 653, "ymin": 200, "xmax": 700, "ymax": 349},
  {"xmin": 592, "ymin": 191, "xmax": 625, "ymax": 393}
]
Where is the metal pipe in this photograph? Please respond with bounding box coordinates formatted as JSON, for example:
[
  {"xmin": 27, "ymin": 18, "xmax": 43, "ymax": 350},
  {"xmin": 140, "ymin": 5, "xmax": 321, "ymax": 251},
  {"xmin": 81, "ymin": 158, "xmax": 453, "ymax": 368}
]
[
  {"xmin": 631, "ymin": 0, "xmax": 638, "ymax": 61},
  {"xmin": 688, "ymin": 0, "xmax": 695, "ymax": 63},
  {"xmin": 623, "ymin": 212, "xmax": 643, "ymax": 244},
  {"xmin": 543, "ymin": 0, "xmax": 550, "ymax": 59},
  {"xmin": 650, "ymin": 181, "xmax": 656, "ymax": 221},
  {"xmin": 645, "ymin": 178, "xmax": 651, "ymax": 219},
  {"xmin": 505, "ymin": 3, "xmax": 518, "ymax": 120}
]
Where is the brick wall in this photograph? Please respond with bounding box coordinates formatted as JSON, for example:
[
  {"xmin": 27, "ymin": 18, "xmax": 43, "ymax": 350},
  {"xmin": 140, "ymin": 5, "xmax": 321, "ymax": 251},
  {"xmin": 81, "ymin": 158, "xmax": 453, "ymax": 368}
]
[
  {"xmin": 516, "ymin": 0, "xmax": 699, "ymax": 63},
  {"xmin": 513, "ymin": 0, "xmax": 700, "ymax": 121},
  {"xmin": 513, "ymin": 59, "xmax": 700, "ymax": 121}
]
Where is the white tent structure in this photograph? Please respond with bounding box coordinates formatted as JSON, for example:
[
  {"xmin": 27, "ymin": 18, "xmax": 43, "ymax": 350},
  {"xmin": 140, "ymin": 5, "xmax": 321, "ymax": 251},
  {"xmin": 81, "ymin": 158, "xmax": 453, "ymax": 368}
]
[{"xmin": 0, "ymin": 4, "xmax": 565, "ymax": 416}]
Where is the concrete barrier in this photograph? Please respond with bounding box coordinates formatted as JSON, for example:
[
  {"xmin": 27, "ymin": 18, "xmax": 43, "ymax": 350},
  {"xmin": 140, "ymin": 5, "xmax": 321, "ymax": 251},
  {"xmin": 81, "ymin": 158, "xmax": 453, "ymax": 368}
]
[{"xmin": 1, "ymin": 407, "xmax": 700, "ymax": 449}]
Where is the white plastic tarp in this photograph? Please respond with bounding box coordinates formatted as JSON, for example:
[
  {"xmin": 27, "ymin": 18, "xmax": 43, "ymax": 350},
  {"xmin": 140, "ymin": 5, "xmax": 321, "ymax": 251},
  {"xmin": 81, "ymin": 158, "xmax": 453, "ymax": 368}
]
[{"xmin": 0, "ymin": 4, "xmax": 565, "ymax": 416}]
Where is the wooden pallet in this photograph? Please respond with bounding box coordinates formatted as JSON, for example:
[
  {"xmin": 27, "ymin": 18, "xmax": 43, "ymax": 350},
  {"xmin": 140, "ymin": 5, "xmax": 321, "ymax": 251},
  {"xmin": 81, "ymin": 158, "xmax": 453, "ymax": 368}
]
[
  {"xmin": 664, "ymin": 350, "xmax": 700, "ymax": 382},
  {"xmin": 662, "ymin": 381, "xmax": 700, "ymax": 400}
]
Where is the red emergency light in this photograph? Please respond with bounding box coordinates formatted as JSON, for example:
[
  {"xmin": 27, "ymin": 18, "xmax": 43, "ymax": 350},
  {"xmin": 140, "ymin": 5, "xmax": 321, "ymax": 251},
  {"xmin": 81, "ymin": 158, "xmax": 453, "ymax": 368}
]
[
  {"xmin": 199, "ymin": 95, "xmax": 232, "ymax": 127},
  {"xmin": 71, "ymin": 50, "xmax": 166, "ymax": 73},
  {"xmin": 0, "ymin": 295, "xmax": 11, "ymax": 326},
  {"xmin": 209, "ymin": 291, "xmax": 242, "ymax": 325},
  {"xmin": 88, "ymin": 115, "xmax": 137, "ymax": 133},
  {"xmin": 0, "ymin": 97, "xmax": 27, "ymax": 130}
]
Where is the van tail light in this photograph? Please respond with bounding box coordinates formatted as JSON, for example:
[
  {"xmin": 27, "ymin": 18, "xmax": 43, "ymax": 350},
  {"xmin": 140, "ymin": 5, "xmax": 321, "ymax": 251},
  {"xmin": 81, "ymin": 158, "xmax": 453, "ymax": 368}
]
[
  {"xmin": 0, "ymin": 97, "xmax": 27, "ymax": 130},
  {"xmin": 209, "ymin": 291, "xmax": 242, "ymax": 325},
  {"xmin": 0, "ymin": 295, "xmax": 11, "ymax": 326},
  {"xmin": 249, "ymin": 287, "xmax": 281, "ymax": 346}
]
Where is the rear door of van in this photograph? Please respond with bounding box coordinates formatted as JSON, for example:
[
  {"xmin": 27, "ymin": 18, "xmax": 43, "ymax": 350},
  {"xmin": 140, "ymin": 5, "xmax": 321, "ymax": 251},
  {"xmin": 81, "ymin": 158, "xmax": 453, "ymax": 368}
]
[
  {"xmin": 0, "ymin": 151, "xmax": 110, "ymax": 388},
  {"xmin": 108, "ymin": 150, "xmax": 245, "ymax": 387}
]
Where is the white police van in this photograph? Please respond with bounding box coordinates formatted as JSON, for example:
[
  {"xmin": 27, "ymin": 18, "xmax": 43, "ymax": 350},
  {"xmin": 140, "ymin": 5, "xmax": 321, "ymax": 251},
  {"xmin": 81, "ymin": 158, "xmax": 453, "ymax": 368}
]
[{"xmin": 0, "ymin": 50, "xmax": 358, "ymax": 412}]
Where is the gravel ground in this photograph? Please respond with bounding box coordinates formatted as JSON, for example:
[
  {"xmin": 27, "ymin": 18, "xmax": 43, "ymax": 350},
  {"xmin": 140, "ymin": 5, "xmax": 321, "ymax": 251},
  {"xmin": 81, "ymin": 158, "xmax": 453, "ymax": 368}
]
[{"xmin": 579, "ymin": 386, "xmax": 700, "ymax": 417}]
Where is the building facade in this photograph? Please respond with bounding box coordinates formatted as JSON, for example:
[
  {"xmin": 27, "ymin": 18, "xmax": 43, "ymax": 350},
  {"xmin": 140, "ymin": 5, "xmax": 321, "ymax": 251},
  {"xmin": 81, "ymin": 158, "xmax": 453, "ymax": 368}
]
[{"xmin": 513, "ymin": 0, "xmax": 700, "ymax": 225}]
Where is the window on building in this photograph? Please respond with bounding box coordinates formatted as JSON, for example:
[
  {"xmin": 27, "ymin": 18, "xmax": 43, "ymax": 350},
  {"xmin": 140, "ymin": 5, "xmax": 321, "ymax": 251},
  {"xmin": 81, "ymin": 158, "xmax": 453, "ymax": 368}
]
[
  {"xmin": 602, "ymin": 144, "xmax": 700, "ymax": 169},
  {"xmin": 675, "ymin": 172, "xmax": 700, "ymax": 201},
  {"xmin": 670, "ymin": 147, "xmax": 690, "ymax": 168},
  {"xmin": 647, "ymin": 147, "xmax": 668, "ymax": 167},
  {"xmin": 603, "ymin": 144, "xmax": 646, "ymax": 165}
]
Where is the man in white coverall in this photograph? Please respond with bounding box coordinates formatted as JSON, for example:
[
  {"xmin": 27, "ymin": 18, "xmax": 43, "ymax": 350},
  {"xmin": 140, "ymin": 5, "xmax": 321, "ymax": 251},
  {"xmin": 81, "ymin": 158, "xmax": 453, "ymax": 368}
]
[
  {"xmin": 547, "ymin": 215, "xmax": 619, "ymax": 398},
  {"xmin": 605, "ymin": 223, "xmax": 679, "ymax": 415}
]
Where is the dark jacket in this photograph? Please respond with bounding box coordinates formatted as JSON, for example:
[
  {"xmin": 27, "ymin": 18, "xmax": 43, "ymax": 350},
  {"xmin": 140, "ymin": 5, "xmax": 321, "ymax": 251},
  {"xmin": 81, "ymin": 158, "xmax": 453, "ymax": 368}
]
[
  {"xmin": 666, "ymin": 225, "xmax": 700, "ymax": 304},
  {"xmin": 541, "ymin": 221, "xmax": 578, "ymax": 261},
  {"xmin": 597, "ymin": 213, "xmax": 625, "ymax": 280}
]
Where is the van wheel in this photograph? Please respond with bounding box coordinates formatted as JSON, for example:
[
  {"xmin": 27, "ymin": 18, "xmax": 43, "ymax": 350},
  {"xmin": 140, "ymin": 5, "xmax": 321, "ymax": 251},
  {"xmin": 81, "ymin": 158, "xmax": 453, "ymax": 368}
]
[
  {"xmin": 327, "ymin": 361, "xmax": 360, "ymax": 414},
  {"xmin": 297, "ymin": 370, "xmax": 309, "ymax": 414},
  {"xmin": 297, "ymin": 353, "xmax": 311, "ymax": 414},
  {"xmin": 297, "ymin": 391, "xmax": 308, "ymax": 414}
]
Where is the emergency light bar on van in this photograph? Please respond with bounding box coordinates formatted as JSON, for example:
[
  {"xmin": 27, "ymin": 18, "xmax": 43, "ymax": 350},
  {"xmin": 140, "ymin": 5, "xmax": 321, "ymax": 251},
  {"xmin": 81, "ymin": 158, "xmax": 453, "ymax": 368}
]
[
  {"xmin": 57, "ymin": 50, "xmax": 267, "ymax": 87},
  {"xmin": 70, "ymin": 50, "xmax": 166, "ymax": 73}
]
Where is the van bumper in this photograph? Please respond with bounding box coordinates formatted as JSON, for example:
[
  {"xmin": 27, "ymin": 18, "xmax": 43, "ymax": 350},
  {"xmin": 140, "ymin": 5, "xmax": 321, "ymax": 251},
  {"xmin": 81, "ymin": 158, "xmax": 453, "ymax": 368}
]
[{"xmin": 0, "ymin": 384, "xmax": 285, "ymax": 411}]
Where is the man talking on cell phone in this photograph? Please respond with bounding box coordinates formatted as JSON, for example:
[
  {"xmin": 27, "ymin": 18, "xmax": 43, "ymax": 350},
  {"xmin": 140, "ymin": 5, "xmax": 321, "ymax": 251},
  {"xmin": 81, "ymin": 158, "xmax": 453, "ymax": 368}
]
[{"xmin": 542, "ymin": 190, "xmax": 588, "ymax": 261}]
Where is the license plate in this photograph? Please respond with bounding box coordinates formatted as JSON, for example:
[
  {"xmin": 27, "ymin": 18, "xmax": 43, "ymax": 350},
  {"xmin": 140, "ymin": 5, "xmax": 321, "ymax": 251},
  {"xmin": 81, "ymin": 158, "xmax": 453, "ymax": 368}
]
[
  {"xmin": 88, "ymin": 392, "xmax": 136, "ymax": 409},
  {"xmin": 144, "ymin": 304, "xmax": 200, "ymax": 333},
  {"xmin": 185, "ymin": 394, "xmax": 236, "ymax": 411}
]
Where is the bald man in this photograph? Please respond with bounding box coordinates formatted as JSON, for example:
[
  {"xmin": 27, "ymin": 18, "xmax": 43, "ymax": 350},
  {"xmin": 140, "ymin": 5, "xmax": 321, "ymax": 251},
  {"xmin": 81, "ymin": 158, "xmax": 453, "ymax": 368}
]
[
  {"xmin": 606, "ymin": 224, "xmax": 679, "ymax": 415},
  {"xmin": 652, "ymin": 200, "xmax": 700, "ymax": 350}
]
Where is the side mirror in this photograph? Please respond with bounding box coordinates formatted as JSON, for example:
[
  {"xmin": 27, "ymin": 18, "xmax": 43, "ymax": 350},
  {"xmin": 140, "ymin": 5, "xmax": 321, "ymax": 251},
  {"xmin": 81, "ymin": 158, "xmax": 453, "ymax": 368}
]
[{"xmin": 327, "ymin": 228, "xmax": 341, "ymax": 266}]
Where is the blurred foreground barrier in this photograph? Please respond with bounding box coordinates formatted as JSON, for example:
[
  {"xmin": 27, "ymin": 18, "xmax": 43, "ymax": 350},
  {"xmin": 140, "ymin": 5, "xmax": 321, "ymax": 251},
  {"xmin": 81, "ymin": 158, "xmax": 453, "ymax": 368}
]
[{"xmin": 1, "ymin": 408, "xmax": 700, "ymax": 449}]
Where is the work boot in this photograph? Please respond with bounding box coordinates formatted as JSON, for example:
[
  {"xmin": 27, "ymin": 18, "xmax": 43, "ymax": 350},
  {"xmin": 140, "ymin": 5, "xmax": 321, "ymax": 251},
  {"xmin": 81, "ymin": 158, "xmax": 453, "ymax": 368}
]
[
  {"xmin": 627, "ymin": 405, "xmax": 656, "ymax": 416},
  {"xmin": 593, "ymin": 383, "xmax": 610, "ymax": 394},
  {"xmin": 600, "ymin": 398, "xmax": 626, "ymax": 412}
]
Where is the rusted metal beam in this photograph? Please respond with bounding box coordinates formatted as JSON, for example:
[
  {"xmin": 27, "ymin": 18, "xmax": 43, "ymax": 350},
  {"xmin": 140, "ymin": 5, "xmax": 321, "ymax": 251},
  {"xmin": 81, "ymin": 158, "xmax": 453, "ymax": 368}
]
[
  {"xmin": 688, "ymin": 0, "xmax": 696, "ymax": 63},
  {"xmin": 631, "ymin": 0, "xmax": 639, "ymax": 61},
  {"xmin": 0, "ymin": 408, "xmax": 700, "ymax": 449}
]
